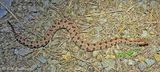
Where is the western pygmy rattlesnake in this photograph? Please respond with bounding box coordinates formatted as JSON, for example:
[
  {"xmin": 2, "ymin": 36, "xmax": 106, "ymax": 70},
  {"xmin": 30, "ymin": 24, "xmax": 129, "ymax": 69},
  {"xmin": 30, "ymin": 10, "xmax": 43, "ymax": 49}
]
[{"xmin": 8, "ymin": 19, "xmax": 148, "ymax": 52}]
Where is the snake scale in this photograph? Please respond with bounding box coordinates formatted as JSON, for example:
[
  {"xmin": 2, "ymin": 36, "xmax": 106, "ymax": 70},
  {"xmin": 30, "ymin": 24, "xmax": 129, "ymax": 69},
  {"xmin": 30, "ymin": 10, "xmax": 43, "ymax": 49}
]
[{"xmin": 8, "ymin": 19, "xmax": 148, "ymax": 52}]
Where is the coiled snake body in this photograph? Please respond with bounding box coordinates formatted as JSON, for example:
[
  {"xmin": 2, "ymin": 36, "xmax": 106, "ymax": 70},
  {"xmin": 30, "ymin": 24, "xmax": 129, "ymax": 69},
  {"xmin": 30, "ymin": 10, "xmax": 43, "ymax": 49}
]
[{"xmin": 8, "ymin": 19, "xmax": 148, "ymax": 52}]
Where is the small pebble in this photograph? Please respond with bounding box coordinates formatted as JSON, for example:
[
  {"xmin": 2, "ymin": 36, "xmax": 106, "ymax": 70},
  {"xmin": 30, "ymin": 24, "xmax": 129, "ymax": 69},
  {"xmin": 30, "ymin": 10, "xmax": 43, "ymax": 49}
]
[
  {"xmin": 0, "ymin": 0, "xmax": 13, "ymax": 18},
  {"xmin": 138, "ymin": 63, "xmax": 147, "ymax": 71},
  {"xmin": 34, "ymin": 68, "xmax": 41, "ymax": 72},
  {"xmin": 93, "ymin": 61, "xmax": 102, "ymax": 69},
  {"xmin": 154, "ymin": 53, "xmax": 160, "ymax": 61},
  {"xmin": 31, "ymin": 64, "xmax": 40, "ymax": 71},
  {"xmin": 101, "ymin": 59, "xmax": 115, "ymax": 70},
  {"xmin": 37, "ymin": 56, "xmax": 47, "ymax": 63},
  {"xmin": 49, "ymin": 59, "xmax": 59, "ymax": 64},
  {"xmin": 0, "ymin": 48, "xmax": 3, "ymax": 54},
  {"xmin": 145, "ymin": 59, "xmax": 155, "ymax": 66},
  {"xmin": 92, "ymin": 51, "xmax": 99, "ymax": 57},
  {"xmin": 78, "ymin": 61, "xmax": 87, "ymax": 67},
  {"xmin": 141, "ymin": 30, "xmax": 148, "ymax": 37},
  {"xmin": 14, "ymin": 48, "xmax": 33, "ymax": 56},
  {"xmin": 128, "ymin": 59, "xmax": 136, "ymax": 65},
  {"xmin": 156, "ymin": 47, "xmax": 160, "ymax": 51},
  {"xmin": 49, "ymin": 65, "xmax": 56, "ymax": 72}
]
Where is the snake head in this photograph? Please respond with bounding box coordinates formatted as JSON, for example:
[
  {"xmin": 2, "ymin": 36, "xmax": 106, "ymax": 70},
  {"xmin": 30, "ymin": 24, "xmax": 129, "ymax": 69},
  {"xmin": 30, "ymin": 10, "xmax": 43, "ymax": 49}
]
[{"xmin": 137, "ymin": 38, "xmax": 149, "ymax": 46}]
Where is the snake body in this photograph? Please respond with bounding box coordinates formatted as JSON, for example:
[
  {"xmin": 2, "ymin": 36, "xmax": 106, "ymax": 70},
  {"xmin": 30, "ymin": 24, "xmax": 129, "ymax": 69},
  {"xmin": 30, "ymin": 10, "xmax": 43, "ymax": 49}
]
[{"xmin": 8, "ymin": 19, "xmax": 148, "ymax": 52}]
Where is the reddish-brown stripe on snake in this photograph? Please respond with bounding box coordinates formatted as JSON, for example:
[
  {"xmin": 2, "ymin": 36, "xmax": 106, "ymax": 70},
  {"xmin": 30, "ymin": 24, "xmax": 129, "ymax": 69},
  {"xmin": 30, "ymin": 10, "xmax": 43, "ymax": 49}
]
[{"xmin": 7, "ymin": 19, "xmax": 148, "ymax": 52}]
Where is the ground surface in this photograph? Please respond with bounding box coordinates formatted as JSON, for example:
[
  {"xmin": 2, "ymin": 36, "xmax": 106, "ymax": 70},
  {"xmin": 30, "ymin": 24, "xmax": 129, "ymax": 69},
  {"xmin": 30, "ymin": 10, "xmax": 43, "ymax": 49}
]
[{"xmin": 0, "ymin": 0, "xmax": 160, "ymax": 72}]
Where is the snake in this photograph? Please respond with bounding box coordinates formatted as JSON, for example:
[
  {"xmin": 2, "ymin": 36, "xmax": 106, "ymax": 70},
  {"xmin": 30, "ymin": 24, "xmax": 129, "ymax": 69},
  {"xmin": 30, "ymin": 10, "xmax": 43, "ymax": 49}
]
[{"xmin": 7, "ymin": 18, "xmax": 148, "ymax": 52}]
